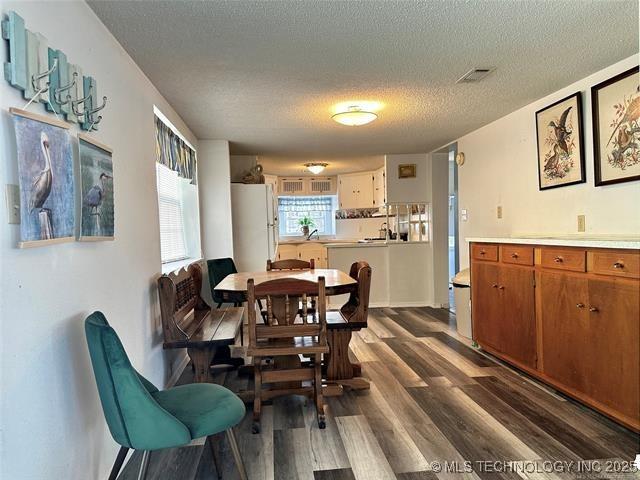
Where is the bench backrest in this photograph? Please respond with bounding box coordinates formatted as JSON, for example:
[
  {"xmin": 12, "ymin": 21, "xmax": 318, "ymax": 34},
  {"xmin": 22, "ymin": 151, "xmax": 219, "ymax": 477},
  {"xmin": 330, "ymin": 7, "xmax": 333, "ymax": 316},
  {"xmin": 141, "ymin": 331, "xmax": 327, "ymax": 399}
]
[
  {"xmin": 158, "ymin": 262, "xmax": 210, "ymax": 343},
  {"xmin": 340, "ymin": 261, "xmax": 372, "ymax": 325}
]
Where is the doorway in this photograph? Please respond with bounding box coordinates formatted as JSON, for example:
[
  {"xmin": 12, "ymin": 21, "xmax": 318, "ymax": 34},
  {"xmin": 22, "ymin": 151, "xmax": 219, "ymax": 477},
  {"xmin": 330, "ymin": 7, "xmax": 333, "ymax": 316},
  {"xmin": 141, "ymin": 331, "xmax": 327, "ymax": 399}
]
[{"xmin": 448, "ymin": 143, "xmax": 459, "ymax": 312}]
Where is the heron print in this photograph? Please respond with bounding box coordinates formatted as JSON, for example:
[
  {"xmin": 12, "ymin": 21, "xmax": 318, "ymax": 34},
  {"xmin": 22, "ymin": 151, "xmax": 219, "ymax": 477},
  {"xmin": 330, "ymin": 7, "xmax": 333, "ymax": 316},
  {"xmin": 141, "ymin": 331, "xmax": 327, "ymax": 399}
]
[
  {"xmin": 79, "ymin": 136, "xmax": 114, "ymax": 239},
  {"xmin": 12, "ymin": 111, "xmax": 75, "ymax": 246}
]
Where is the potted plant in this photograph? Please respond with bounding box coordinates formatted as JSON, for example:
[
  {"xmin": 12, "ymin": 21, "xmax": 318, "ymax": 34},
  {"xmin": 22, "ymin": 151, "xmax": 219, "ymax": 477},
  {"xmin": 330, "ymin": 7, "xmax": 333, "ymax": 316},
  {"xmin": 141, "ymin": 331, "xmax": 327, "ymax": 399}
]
[{"xmin": 298, "ymin": 216, "xmax": 315, "ymax": 237}]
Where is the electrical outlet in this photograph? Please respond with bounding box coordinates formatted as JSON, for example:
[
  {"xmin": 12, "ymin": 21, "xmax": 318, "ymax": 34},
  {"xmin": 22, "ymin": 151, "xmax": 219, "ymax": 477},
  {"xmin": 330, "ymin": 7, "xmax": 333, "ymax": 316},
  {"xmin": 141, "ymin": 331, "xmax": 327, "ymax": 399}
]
[
  {"xmin": 497, "ymin": 205, "xmax": 503, "ymax": 219},
  {"xmin": 5, "ymin": 184, "xmax": 20, "ymax": 224},
  {"xmin": 461, "ymin": 209, "xmax": 468, "ymax": 222},
  {"xmin": 577, "ymin": 214, "xmax": 586, "ymax": 232}
]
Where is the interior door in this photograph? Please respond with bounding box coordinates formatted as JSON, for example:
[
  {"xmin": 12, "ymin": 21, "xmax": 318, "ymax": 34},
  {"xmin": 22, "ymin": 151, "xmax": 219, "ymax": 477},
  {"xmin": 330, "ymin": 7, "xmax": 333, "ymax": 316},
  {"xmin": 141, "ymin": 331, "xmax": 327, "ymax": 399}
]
[
  {"xmin": 471, "ymin": 262, "xmax": 502, "ymax": 350},
  {"xmin": 586, "ymin": 278, "xmax": 640, "ymax": 421},
  {"xmin": 498, "ymin": 266, "xmax": 536, "ymax": 368},
  {"xmin": 539, "ymin": 271, "xmax": 590, "ymax": 392}
]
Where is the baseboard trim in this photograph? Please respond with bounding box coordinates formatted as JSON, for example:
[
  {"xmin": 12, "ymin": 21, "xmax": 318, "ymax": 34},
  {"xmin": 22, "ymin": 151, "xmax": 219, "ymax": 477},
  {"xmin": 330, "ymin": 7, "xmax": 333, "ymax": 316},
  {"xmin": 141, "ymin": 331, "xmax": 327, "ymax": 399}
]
[{"xmin": 166, "ymin": 353, "xmax": 190, "ymax": 388}]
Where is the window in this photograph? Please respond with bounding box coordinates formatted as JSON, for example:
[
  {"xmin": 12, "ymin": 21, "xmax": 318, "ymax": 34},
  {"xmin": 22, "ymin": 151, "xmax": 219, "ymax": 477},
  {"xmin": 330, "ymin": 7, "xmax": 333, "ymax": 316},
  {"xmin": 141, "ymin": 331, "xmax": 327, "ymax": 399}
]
[
  {"xmin": 156, "ymin": 163, "xmax": 187, "ymax": 263},
  {"xmin": 154, "ymin": 108, "xmax": 201, "ymax": 265},
  {"xmin": 278, "ymin": 196, "xmax": 337, "ymax": 237}
]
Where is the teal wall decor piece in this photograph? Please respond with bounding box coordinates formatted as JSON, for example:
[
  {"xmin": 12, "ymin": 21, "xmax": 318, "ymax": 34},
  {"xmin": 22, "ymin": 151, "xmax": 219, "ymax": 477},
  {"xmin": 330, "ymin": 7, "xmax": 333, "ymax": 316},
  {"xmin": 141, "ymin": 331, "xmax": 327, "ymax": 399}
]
[
  {"xmin": 2, "ymin": 11, "xmax": 107, "ymax": 131},
  {"xmin": 2, "ymin": 11, "xmax": 27, "ymax": 91}
]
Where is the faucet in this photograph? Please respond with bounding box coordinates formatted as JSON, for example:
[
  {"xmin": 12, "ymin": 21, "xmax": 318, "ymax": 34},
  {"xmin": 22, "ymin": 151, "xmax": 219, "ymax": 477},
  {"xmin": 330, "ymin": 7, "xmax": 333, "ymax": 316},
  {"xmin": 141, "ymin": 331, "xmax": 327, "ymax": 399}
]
[{"xmin": 306, "ymin": 229, "xmax": 319, "ymax": 240}]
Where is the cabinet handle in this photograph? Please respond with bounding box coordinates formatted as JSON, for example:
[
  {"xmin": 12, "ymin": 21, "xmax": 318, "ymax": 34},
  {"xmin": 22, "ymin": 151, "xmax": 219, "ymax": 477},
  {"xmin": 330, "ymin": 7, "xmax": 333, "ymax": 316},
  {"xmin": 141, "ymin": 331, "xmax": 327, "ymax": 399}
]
[
  {"xmin": 613, "ymin": 262, "xmax": 624, "ymax": 269},
  {"xmin": 554, "ymin": 256, "xmax": 563, "ymax": 263},
  {"xmin": 480, "ymin": 250, "xmax": 486, "ymax": 255},
  {"xmin": 498, "ymin": 285, "xmax": 505, "ymax": 290},
  {"xmin": 511, "ymin": 253, "xmax": 519, "ymax": 259},
  {"xmin": 589, "ymin": 306, "xmax": 599, "ymax": 313},
  {"xmin": 491, "ymin": 283, "xmax": 498, "ymax": 288},
  {"xmin": 576, "ymin": 303, "xmax": 585, "ymax": 308}
]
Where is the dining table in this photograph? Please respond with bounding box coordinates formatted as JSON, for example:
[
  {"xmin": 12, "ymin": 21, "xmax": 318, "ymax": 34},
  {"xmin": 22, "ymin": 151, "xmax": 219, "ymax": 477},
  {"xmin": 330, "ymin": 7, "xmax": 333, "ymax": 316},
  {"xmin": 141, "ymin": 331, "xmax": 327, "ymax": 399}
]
[{"xmin": 213, "ymin": 268, "xmax": 370, "ymax": 396}]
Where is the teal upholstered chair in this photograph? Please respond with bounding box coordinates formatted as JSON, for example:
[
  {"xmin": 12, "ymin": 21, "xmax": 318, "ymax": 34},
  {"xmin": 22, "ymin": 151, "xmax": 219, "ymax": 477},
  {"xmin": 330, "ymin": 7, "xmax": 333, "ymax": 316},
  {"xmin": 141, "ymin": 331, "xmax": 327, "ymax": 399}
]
[{"xmin": 85, "ymin": 311, "xmax": 247, "ymax": 480}]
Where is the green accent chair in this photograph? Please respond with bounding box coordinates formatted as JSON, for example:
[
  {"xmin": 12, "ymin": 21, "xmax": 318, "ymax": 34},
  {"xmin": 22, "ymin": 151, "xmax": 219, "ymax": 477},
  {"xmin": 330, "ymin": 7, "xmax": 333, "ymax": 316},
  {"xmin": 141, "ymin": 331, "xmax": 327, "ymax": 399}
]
[
  {"xmin": 207, "ymin": 257, "xmax": 245, "ymax": 308},
  {"xmin": 85, "ymin": 311, "xmax": 247, "ymax": 480}
]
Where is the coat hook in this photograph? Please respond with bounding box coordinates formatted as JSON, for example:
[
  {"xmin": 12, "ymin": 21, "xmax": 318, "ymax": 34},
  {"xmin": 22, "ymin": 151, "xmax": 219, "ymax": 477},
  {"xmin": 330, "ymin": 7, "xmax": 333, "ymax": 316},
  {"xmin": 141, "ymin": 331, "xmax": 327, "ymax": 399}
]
[
  {"xmin": 54, "ymin": 71, "xmax": 78, "ymax": 105},
  {"xmin": 31, "ymin": 58, "xmax": 58, "ymax": 93},
  {"xmin": 71, "ymin": 84, "xmax": 93, "ymax": 118},
  {"xmin": 88, "ymin": 115, "xmax": 102, "ymax": 132},
  {"xmin": 86, "ymin": 95, "xmax": 107, "ymax": 116}
]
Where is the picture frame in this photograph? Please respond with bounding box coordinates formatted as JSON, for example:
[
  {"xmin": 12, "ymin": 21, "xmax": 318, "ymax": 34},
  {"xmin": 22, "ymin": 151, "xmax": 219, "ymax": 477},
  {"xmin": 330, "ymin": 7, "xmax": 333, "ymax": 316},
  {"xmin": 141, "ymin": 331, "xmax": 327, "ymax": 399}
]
[
  {"xmin": 591, "ymin": 66, "xmax": 640, "ymax": 186},
  {"xmin": 535, "ymin": 92, "xmax": 585, "ymax": 190},
  {"xmin": 398, "ymin": 163, "xmax": 416, "ymax": 178},
  {"xmin": 10, "ymin": 107, "xmax": 75, "ymax": 248},
  {"xmin": 78, "ymin": 134, "xmax": 114, "ymax": 241}
]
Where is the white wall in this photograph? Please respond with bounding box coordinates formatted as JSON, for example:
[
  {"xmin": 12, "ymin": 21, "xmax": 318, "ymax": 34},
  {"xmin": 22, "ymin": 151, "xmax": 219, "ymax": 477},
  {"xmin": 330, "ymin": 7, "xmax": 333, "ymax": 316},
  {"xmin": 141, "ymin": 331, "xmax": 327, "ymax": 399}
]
[
  {"xmin": 430, "ymin": 152, "xmax": 450, "ymax": 306},
  {"xmin": 455, "ymin": 55, "xmax": 640, "ymax": 269},
  {"xmin": 0, "ymin": 2, "xmax": 198, "ymax": 479},
  {"xmin": 199, "ymin": 140, "xmax": 234, "ymax": 260},
  {"xmin": 335, "ymin": 217, "xmax": 382, "ymax": 239},
  {"xmin": 230, "ymin": 154, "xmax": 257, "ymax": 182},
  {"xmin": 385, "ymin": 153, "xmax": 430, "ymax": 203}
]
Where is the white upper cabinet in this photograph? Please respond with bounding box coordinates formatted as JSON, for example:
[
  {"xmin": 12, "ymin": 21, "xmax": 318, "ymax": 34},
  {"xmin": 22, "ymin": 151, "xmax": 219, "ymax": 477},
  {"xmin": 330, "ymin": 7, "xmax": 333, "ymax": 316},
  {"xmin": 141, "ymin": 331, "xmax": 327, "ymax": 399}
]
[
  {"xmin": 338, "ymin": 171, "xmax": 375, "ymax": 209},
  {"xmin": 278, "ymin": 176, "xmax": 337, "ymax": 196},
  {"xmin": 373, "ymin": 167, "xmax": 386, "ymax": 207}
]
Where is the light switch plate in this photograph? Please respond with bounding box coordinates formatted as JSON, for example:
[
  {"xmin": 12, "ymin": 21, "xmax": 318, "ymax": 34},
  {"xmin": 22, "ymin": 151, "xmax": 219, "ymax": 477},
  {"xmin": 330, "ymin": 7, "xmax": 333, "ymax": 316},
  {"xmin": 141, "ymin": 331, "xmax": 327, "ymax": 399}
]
[
  {"xmin": 497, "ymin": 205, "xmax": 503, "ymax": 219},
  {"xmin": 461, "ymin": 209, "xmax": 468, "ymax": 222},
  {"xmin": 5, "ymin": 184, "xmax": 20, "ymax": 224},
  {"xmin": 577, "ymin": 214, "xmax": 586, "ymax": 232}
]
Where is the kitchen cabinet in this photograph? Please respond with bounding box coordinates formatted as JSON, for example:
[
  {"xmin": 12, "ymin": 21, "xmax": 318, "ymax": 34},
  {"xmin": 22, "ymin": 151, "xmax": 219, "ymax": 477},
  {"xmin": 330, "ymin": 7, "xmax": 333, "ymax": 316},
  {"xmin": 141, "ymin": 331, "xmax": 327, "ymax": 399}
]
[
  {"xmin": 373, "ymin": 167, "xmax": 385, "ymax": 207},
  {"xmin": 338, "ymin": 172, "xmax": 374, "ymax": 209},
  {"xmin": 276, "ymin": 242, "xmax": 328, "ymax": 268},
  {"xmin": 471, "ymin": 260, "xmax": 536, "ymax": 369},
  {"xmin": 471, "ymin": 242, "xmax": 640, "ymax": 431},
  {"xmin": 278, "ymin": 176, "xmax": 337, "ymax": 196}
]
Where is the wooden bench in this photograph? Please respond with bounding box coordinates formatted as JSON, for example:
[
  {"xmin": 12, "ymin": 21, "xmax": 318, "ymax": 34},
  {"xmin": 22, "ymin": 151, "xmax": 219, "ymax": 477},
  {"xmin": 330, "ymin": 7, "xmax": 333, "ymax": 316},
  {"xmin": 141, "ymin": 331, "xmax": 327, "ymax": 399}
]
[{"xmin": 158, "ymin": 262, "xmax": 244, "ymax": 383}]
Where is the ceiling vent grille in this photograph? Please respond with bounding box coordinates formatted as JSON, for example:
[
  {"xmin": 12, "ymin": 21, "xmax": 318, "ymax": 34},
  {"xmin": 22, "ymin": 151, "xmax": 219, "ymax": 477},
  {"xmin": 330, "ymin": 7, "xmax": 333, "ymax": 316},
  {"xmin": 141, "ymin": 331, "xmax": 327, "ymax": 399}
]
[{"xmin": 456, "ymin": 67, "xmax": 495, "ymax": 84}]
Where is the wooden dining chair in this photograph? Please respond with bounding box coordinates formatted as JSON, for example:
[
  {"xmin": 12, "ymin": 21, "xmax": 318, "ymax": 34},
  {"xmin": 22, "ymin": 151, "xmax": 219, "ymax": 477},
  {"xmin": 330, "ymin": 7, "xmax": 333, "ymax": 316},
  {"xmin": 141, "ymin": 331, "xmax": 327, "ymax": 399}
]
[
  {"xmin": 246, "ymin": 276, "xmax": 329, "ymax": 433},
  {"xmin": 267, "ymin": 258, "xmax": 315, "ymax": 270}
]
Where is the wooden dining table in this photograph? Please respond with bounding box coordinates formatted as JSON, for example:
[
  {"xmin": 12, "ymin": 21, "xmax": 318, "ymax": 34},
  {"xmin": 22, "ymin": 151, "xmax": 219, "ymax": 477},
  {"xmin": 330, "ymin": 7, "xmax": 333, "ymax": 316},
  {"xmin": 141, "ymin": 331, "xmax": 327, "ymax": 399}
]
[{"xmin": 214, "ymin": 268, "xmax": 369, "ymax": 395}]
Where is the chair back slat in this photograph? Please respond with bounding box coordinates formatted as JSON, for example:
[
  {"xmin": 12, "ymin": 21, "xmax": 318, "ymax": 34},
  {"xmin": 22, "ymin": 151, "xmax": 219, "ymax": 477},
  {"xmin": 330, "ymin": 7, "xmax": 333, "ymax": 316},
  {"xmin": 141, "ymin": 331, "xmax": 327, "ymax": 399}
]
[
  {"xmin": 247, "ymin": 277, "xmax": 327, "ymax": 348},
  {"xmin": 267, "ymin": 258, "xmax": 314, "ymax": 271}
]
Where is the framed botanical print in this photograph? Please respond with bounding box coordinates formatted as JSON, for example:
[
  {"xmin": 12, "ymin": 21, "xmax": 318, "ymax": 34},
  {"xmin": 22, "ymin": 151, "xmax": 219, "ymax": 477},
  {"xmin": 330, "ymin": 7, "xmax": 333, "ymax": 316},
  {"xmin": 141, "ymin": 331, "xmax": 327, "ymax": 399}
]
[
  {"xmin": 591, "ymin": 66, "xmax": 640, "ymax": 186},
  {"xmin": 398, "ymin": 163, "xmax": 416, "ymax": 178},
  {"xmin": 535, "ymin": 92, "xmax": 585, "ymax": 190}
]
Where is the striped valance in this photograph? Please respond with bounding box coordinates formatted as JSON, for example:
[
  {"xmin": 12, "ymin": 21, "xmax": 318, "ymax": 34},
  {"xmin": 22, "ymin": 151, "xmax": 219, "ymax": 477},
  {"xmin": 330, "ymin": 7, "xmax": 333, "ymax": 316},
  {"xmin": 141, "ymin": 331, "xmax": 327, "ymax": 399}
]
[{"xmin": 155, "ymin": 116, "xmax": 197, "ymax": 184}]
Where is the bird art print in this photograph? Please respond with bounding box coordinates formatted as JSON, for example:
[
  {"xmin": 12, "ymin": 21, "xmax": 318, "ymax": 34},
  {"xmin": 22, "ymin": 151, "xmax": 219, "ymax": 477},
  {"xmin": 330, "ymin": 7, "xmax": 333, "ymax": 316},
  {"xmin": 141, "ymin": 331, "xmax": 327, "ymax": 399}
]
[
  {"xmin": 79, "ymin": 136, "xmax": 114, "ymax": 240},
  {"xmin": 536, "ymin": 93, "xmax": 585, "ymax": 190},
  {"xmin": 592, "ymin": 66, "xmax": 640, "ymax": 186},
  {"xmin": 11, "ymin": 109, "xmax": 75, "ymax": 247}
]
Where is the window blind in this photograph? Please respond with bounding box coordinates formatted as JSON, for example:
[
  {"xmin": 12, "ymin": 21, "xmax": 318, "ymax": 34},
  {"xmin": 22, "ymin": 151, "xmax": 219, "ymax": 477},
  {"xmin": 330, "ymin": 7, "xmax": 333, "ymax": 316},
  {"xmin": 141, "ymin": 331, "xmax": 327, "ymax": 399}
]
[{"xmin": 156, "ymin": 163, "xmax": 187, "ymax": 263}]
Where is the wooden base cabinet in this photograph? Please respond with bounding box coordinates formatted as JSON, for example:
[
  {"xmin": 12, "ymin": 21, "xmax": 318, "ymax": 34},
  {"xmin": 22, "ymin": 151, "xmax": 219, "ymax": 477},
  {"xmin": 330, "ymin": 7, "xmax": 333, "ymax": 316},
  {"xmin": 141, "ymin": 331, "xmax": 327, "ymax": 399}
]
[{"xmin": 471, "ymin": 243, "xmax": 640, "ymax": 431}]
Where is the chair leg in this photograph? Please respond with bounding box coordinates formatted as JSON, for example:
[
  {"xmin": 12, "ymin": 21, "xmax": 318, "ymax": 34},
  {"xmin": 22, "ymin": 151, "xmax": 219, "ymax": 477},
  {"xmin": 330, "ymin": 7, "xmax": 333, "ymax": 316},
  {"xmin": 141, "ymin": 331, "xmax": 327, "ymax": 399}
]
[
  {"xmin": 314, "ymin": 353, "xmax": 326, "ymax": 429},
  {"xmin": 252, "ymin": 357, "xmax": 262, "ymax": 434},
  {"xmin": 208, "ymin": 435, "xmax": 222, "ymax": 479},
  {"xmin": 108, "ymin": 446, "xmax": 129, "ymax": 480},
  {"xmin": 217, "ymin": 302, "xmax": 223, "ymax": 308},
  {"xmin": 137, "ymin": 450, "xmax": 150, "ymax": 480},
  {"xmin": 226, "ymin": 428, "xmax": 248, "ymax": 480}
]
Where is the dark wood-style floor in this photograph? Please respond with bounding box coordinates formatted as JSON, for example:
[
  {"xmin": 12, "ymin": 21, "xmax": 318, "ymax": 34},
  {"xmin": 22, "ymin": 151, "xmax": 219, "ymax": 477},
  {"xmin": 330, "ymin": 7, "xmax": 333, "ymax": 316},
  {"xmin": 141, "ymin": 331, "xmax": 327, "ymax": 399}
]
[{"xmin": 118, "ymin": 307, "xmax": 639, "ymax": 480}]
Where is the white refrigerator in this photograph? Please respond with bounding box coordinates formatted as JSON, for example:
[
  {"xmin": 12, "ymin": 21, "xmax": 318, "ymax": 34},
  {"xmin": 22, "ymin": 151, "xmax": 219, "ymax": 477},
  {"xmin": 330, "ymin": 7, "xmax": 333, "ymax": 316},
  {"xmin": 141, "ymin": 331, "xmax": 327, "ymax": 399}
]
[{"xmin": 231, "ymin": 184, "xmax": 278, "ymax": 272}]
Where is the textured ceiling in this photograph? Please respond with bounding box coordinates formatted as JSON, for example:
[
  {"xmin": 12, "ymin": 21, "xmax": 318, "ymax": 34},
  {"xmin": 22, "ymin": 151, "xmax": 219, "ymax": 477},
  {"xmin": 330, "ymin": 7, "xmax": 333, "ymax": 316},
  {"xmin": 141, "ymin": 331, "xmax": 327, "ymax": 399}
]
[
  {"xmin": 89, "ymin": 0, "xmax": 638, "ymax": 158},
  {"xmin": 258, "ymin": 155, "xmax": 385, "ymax": 176}
]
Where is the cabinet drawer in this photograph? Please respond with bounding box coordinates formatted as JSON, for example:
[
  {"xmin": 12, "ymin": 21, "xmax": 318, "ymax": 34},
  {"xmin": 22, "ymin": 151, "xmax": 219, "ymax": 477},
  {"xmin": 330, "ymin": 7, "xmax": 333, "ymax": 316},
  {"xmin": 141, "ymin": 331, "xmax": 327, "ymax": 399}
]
[
  {"xmin": 471, "ymin": 244, "xmax": 498, "ymax": 262},
  {"xmin": 540, "ymin": 247, "xmax": 586, "ymax": 272},
  {"xmin": 500, "ymin": 245, "xmax": 534, "ymax": 266},
  {"xmin": 589, "ymin": 251, "xmax": 640, "ymax": 279}
]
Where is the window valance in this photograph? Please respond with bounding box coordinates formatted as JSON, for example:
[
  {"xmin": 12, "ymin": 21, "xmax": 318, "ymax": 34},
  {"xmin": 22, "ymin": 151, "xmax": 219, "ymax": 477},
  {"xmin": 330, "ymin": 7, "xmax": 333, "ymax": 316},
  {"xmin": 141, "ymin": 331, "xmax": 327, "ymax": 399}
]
[{"xmin": 155, "ymin": 116, "xmax": 197, "ymax": 184}]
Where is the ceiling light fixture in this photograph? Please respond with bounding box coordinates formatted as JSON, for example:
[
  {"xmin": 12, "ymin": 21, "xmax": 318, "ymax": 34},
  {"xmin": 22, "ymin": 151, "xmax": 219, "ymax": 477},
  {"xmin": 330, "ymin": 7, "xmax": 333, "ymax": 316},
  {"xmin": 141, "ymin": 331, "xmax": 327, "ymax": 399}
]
[
  {"xmin": 332, "ymin": 105, "xmax": 378, "ymax": 126},
  {"xmin": 304, "ymin": 162, "xmax": 328, "ymax": 175}
]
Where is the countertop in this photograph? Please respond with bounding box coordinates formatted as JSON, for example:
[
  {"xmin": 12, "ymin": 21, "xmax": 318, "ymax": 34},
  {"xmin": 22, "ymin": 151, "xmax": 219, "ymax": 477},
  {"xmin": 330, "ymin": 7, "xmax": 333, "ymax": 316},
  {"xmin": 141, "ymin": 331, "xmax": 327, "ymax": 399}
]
[
  {"xmin": 278, "ymin": 239, "xmax": 360, "ymax": 245},
  {"xmin": 466, "ymin": 236, "xmax": 640, "ymax": 250},
  {"xmin": 326, "ymin": 241, "xmax": 430, "ymax": 248}
]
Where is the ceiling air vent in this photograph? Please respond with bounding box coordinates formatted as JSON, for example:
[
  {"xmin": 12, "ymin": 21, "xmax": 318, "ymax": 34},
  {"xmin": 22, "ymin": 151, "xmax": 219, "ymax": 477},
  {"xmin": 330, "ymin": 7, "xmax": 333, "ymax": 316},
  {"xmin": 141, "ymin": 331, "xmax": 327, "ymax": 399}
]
[{"xmin": 456, "ymin": 67, "xmax": 495, "ymax": 84}]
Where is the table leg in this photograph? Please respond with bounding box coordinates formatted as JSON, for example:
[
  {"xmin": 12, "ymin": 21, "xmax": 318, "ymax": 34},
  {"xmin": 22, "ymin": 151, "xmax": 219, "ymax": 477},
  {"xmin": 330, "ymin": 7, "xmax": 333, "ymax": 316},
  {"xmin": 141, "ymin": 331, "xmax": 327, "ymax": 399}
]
[{"xmin": 326, "ymin": 329, "xmax": 370, "ymax": 391}]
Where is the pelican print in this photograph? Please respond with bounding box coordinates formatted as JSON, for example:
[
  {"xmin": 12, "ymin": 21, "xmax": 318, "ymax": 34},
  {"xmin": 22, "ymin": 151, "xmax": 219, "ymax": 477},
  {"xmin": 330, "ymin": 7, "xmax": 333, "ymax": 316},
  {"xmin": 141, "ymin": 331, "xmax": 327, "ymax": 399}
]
[
  {"xmin": 29, "ymin": 132, "xmax": 53, "ymax": 214},
  {"xmin": 84, "ymin": 172, "xmax": 113, "ymax": 217}
]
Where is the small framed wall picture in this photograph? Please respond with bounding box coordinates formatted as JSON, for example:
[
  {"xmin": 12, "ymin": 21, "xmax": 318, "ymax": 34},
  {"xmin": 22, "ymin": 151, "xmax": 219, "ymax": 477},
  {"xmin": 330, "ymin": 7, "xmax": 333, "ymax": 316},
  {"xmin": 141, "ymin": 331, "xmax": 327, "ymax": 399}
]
[
  {"xmin": 591, "ymin": 66, "xmax": 640, "ymax": 186},
  {"xmin": 535, "ymin": 92, "xmax": 585, "ymax": 190},
  {"xmin": 398, "ymin": 163, "xmax": 416, "ymax": 178}
]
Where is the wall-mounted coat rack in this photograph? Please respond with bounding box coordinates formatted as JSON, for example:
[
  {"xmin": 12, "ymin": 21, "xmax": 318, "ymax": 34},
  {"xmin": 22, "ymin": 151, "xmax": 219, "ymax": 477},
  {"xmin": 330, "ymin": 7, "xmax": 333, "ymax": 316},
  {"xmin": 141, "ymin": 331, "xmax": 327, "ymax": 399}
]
[{"xmin": 2, "ymin": 10, "xmax": 107, "ymax": 131}]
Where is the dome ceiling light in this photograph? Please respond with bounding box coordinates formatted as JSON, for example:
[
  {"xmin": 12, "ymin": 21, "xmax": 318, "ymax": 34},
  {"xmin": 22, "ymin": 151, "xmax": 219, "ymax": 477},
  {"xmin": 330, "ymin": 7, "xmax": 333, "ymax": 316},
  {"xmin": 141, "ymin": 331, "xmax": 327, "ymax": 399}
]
[
  {"xmin": 304, "ymin": 162, "xmax": 328, "ymax": 174},
  {"xmin": 332, "ymin": 105, "xmax": 378, "ymax": 126}
]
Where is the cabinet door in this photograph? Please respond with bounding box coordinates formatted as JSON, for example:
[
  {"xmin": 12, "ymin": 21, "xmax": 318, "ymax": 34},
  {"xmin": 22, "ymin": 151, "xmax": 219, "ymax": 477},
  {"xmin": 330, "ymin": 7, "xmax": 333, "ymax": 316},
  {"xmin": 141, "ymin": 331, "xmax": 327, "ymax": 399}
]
[
  {"xmin": 587, "ymin": 278, "xmax": 640, "ymax": 422},
  {"xmin": 471, "ymin": 262, "xmax": 502, "ymax": 350},
  {"xmin": 356, "ymin": 172, "xmax": 374, "ymax": 208},
  {"xmin": 338, "ymin": 176, "xmax": 359, "ymax": 209},
  {"xmin": 298, "ymin": 244, "xmax": 325, "ymax": 267},
  {"xmin": 540, "ymin": 271, "xmax": 590, "ymax": 392},
  {"xmin": 277, "ymin": 244, "xmax": 298, "ymax": 261},
  {"xmin": 498, "ymin": 266, "xmax": 536, "ymax": 368},
  {"xmin": 373, "ymin": 168, "xmax": 385, "ymax": 206}
]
